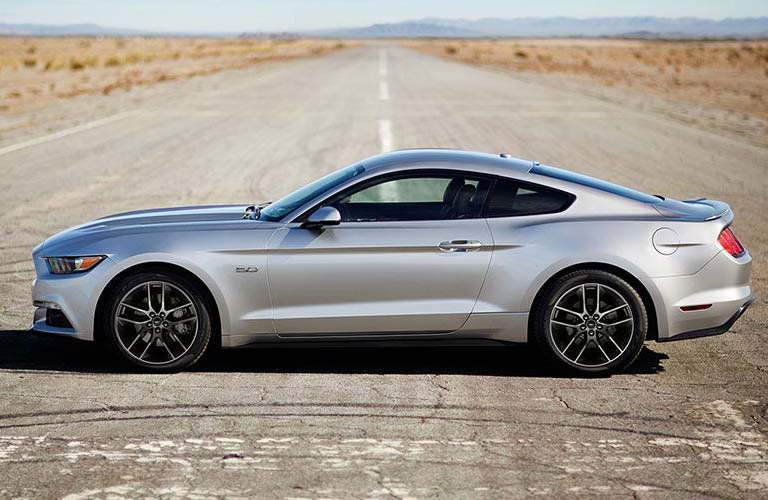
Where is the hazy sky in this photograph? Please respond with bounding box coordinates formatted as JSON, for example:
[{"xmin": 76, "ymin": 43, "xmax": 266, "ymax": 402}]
[{"xmin": 2, "ymin": 0, "xmax": 767, "ymax": 32}]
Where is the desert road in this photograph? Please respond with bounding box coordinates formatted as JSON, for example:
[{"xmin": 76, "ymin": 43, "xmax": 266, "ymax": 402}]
[{"xmin": 0, "ymin": 45, "xmax": 766, "ymax": 498}]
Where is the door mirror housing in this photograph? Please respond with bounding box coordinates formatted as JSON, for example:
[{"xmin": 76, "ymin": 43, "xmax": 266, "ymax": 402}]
[{"xmin": 302, "ymin": 206, "xmax": 341, "ymax": 229}]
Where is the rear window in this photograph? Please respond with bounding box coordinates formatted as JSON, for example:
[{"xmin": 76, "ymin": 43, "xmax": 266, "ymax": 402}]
[
  {"xmin": 485, "ymin": 179, "xmax": 573, "ymax": 217},
  {"xmin": 531, "ymin": 164, "xmax": 661, "ymax": 204}
]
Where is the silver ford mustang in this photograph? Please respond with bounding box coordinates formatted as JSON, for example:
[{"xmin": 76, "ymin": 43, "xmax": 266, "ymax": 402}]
[{"xmin": 31, "ymin": 150, "xmax": 753, "ymax": 374}]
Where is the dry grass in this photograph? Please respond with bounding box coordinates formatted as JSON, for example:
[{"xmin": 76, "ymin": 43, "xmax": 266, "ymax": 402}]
[
  {"xmin": 0, "ymin": 37, "xmax": 350, "ymax": 111},
  {"xmin": 408, "ymin": 39, "xmax": 768, "ymax": 119}
]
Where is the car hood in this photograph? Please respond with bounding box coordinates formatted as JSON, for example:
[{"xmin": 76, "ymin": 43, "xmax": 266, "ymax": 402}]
[
  {"xmin": 35, "ymin": 204, "xmax": 263, "ymax": 254},
  {"xmin": 94, "ymin": 204, "xmax": 250, "ymax": 226}
]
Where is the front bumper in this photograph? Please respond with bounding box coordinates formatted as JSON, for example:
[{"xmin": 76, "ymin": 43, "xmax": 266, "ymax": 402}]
[
  {"xmin": 652, "ymin": 250, "xmax": 753, "ymax": 341},
  {"xmin": 30, "ymin": 258, "xmax": 114, "ymax": 342}
]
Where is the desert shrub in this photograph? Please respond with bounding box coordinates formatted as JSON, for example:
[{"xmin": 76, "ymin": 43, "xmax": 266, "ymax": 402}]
[
  {"xmin": 445, "ymin": 46, "xmax": 458, "ymax": 55},
  {"xmin": 69, "ymin": 59, "xmax": 85, "ymax": 71},
  {"xmin": 514, "ymin": 50, "xmax": 528, "ymax": 59},
  {"xmin": 22, "ymin": 58, "xmax": 36, "ymax": 68},
  {"xmin": 104, "ymin": 56, "xmax": 122, "ymax": 67}
]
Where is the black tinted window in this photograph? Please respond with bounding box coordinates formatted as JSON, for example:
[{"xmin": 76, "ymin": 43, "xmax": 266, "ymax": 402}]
[
  {"xmin": 324, "ymin": 172, "xmax": 491, "ymax": 222},
  {"xmin": 485, "ymin": 179, "xmax": 573, "ymax": 217}
]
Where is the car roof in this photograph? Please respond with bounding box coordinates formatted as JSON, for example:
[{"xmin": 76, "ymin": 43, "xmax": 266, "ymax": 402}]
[{"xmin": 361, "ymin": 149, "xmax": 535, "ymax": 175}]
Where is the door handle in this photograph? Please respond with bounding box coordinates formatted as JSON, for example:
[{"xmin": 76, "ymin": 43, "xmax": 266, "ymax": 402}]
[{"xmin": 438, "ymin": 240, "xmax": 483, "ymax": 252}]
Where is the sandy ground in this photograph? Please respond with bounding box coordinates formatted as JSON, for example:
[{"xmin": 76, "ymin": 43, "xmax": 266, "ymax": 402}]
[
  {"xmin": 410, "ymin": 39, "xmax": 768, "ymax": 147},
  {"xmin": 0, "ymin": 44, "xmax": 766, "ymax": 498},
  {"xmin": 0, "ymin": 37, "xmax": 347, "ymax": 113}
]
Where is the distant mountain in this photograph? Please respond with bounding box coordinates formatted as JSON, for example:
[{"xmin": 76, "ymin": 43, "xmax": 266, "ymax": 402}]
[
  {"xmin": 2, "ymin": 17, "xmax": 767, "ymax": 38},
  {"xmin": 315, "ymin": 17, "xmax": 768, "ymax": 38},
  {"xmin": 311, "ymin": 22, "xmax": 482, "ymax": 38},
  {"xmin": 0, "ymin": 23, "xmax": 147, "ymax": 36}
]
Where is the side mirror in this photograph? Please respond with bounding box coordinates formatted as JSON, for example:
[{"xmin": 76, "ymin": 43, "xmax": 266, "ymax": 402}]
[{"xmin": 302, "ymin": 206, "xmax": 341, "ymax": 229}]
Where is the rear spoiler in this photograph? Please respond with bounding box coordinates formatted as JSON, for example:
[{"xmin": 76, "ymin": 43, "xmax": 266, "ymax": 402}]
[{"xmin": 653, "ymin": 198, "xmax": 732, "ymax": 222}]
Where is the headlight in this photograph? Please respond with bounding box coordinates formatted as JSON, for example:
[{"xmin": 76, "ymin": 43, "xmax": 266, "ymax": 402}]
[{"xmin": 45, "ymin": 256, "xmax": 105, "ymax": 274}]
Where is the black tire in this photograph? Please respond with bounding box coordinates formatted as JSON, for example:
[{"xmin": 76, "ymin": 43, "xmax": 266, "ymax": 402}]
[
  {"xmin": 101, "ymin": 271, "xmax": 213, "ymax": 372},
  {"xmin": 532, "ymin": 269, "xmax": 647, "ymax": 375}
]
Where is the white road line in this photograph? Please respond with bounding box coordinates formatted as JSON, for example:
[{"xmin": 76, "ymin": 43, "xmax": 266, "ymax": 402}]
[
  {"xmin": 379, "ymin": 119, "xmax": 394, "ymax": 153},
  {"xmin": 379, "ymin": 49, "xmax": 387, "ymax": 77},
  {"xmin": 0, "ymin": 110, "xmax": 138, "ymax": 157},
  {"xmin": 379, "ymin": 81, "xmax": 390, "ymax": 101}
]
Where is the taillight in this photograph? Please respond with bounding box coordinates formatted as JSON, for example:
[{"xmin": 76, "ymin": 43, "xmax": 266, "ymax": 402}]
[{"xmin": 718, "ymin": 227, "xmax": 745, "ymax": 258}]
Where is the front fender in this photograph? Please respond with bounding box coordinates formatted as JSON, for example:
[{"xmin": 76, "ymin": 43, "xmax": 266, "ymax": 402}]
[{"xmin": 92, "ymin": 253, "xmax": 232, "ymax": 337}]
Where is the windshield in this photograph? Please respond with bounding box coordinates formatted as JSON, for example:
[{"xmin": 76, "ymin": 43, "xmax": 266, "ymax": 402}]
[
  {"xmin": 258, "ymin": 164, "xmax": 366, "ymax": 222},
  {"xmin": 531, "ymin": 164, "xmax": 661, "ymax": 204}
]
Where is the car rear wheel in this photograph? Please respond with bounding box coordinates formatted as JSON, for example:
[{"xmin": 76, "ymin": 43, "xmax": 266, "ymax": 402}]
[
  {"xmin": 103, "ymin": 271, "xmax": 212, "ymax": 372},
  {"xmin": 533, "ymin": 269, "xmax": 647, "ymax": 375}
]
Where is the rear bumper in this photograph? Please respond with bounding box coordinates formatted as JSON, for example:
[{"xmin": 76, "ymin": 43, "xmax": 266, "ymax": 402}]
[
  {"xmin": 652, "ymin": 250, "xmax": 752, "ymax": 341},
  {"xmin": 657, "ymin": 297, "xmax": 753, "ymax": 342}
]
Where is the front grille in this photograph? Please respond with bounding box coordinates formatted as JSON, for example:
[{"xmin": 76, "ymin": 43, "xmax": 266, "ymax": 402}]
[{"xmin": 45, "ymin": 309, "xmax": 73, "ymax": 329}]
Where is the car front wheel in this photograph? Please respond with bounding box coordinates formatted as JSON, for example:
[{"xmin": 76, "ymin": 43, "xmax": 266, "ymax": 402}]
[
  {"xmin": 103, "ymin": 271, "xmax": 213, "ymax": 372},
  {"xmin": 533, "ymin": 269, "xmax": 647, "ymax": 375}
]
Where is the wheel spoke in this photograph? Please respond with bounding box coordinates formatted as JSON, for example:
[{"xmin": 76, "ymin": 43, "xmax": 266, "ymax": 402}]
[
  {"xmin": 574, "ymin": 340, "xmax": 589, "ymax": 363},
  {"xmin": 606, "ymin": 334, "xmax": 623, "ymax": 352},
  {"xmin": 551, "ymin": 319, "xmax": 579, "ymax": 328},
  {"xmin": 600, "ymin": 303, "xmax": 628, "ymax": 317},
  {"xmin": 139, "ymin": 339, "xmax": 152, "ymax": 360},
  {"xmin": 120, "ymin": 303, "xmax": 150, "ymax": 316},
  {"xmin": 581, "ymin": 285, "xmax": 587, "ymax": 314},
  {"xmin": 161, "ymin": 340, "xmax": 174, "ymax": 359},
  {"xmin": 166, "ymin": 302, "xmax": 193, "ymax": 315},
  {"xmin": 168, "ymin": 331, "xmax": 186, "ymax": 349},
  {"xmin": 603, "ymin": 318, "xmax": 632, "ymax": 327},
  {"xmin": 562, "ymin": 332, "xmax": 581, "ymax": 353},
  {"xmin": 117, "ymin": 316, "xmax": 149, "ymax": 325},
  {"xmin": 161, "ymin": 283, "xmax": 166, "ymax": 312},
  {"xmin": 169, "ymin": 317, "xmax": 197, "ymax": 325},
  {"xmin": 595, "ymin": 284, "xmax": 601, "ymax": 314},
  {"xmin": 146, "ymin": 283, "xmax": 153, "ymax": 312},
  {"xmin": 555, "ymin": 305, "xmax": 582, "ymax": 318},
  {"xmin": 595, "ymin": 338, "xmax": 611, "ymax": 361},
  {"xmin": 127, "ymin": 330, "xmax": 146, "ymax": 351}
]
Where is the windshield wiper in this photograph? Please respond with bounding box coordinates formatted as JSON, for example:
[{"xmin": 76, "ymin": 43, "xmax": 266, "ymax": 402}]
[{"xmin": 242, "ymin": 201, "xmax": 271, "ymax": 220}]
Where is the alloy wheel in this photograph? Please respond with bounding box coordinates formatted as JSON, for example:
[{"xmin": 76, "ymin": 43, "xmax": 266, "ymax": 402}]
[
  {"xmin": 548, "ymin": 283, "xmax": 634, "ymax": 368},
  {"xmin": 113, "ymin": 281, "xmax": 199, "ymax": 365}
]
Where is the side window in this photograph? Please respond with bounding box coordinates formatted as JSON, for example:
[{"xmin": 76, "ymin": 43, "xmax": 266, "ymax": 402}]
[
  {"xmin": 349, "ymin": 177, "xmax": 452, "ymax": 203},
  {"xmin": 330, "ymin": 174, "xmax": 489, "ymax": 222},
  {"xmin": 485, "ymin": 179, "xmax": 573, "ymax": 217}
]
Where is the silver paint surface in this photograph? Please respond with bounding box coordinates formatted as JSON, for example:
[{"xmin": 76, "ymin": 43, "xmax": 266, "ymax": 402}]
[{"xmin": 31, "ymin": 149, "xmax": 753, "ymax": 346}]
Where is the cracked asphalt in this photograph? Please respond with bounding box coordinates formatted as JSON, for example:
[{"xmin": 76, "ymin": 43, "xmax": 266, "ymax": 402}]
[{"xmin": 0, "ymin": 45, "xmax": 767, "ymax": 498}]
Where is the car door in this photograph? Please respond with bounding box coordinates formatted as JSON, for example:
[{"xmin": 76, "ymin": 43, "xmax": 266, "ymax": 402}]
[{"xmin": 267, "ymin": 171, "xmax": 494, "ymax": 337}]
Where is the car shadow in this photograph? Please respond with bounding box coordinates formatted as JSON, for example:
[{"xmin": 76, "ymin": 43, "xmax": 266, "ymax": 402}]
[{"xmin": 0, "ymin": 330, "xmax": 667, "ymax": 377}]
